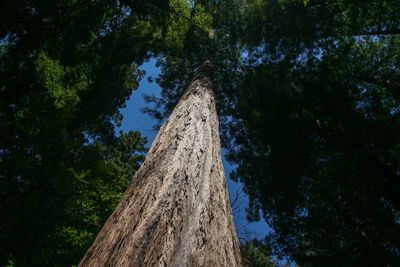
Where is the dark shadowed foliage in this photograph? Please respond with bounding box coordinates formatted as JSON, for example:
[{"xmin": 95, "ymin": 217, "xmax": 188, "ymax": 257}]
[
  {"xmin": 226, "ymin": 1, "xmax": 400, "ymax": 266},
  {"xmin": 0, "ymin": 0, "xmax": 167, "ymax": 265}
]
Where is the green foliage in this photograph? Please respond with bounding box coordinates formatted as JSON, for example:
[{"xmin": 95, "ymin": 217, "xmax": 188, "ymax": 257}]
[
  {"xmin": 226, "ymin": 0, "xmax": 400, "ymax": 266},
  {"xmin": 0, "ymin": 0, "xmax": 162, "ymax": 265},
  {"xmin": 241, "ymin": 239, "xmax": 278, "ymax": 267},
  {"xmin": 164, "ymin": 0, "xmax": 191, "ymax": 50},
  {"xmin": 36, "ymin": 52, "xmax": 82, "ymax": 112}
]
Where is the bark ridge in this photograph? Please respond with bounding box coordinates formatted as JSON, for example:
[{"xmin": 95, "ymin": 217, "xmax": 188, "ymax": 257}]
[{"xmin": 79, "ymin": 68, "xmax": 242, "ymax": 267}]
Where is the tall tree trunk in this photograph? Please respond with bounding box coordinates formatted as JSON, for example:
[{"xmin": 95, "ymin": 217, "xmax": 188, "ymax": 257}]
[{"xmin": 78, "ymin": 61, "xmax": 242, "ymax": 267}]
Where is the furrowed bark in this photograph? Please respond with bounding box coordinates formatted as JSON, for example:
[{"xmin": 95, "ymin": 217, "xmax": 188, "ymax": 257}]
[{"xmin": 78, "ymin": 61, "xmax": 242, "ymax": 267}]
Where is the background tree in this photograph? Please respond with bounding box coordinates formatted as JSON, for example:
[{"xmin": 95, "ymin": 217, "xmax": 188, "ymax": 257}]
[
  {"xmin": 226, "ymin": 0, "xmax": 400, "ymax": 266},
  {"xmin": 0, "ymin": 0, "xmax": 167, "ymax": 265}
]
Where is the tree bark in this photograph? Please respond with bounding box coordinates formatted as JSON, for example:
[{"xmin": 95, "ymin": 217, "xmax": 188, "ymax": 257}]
[{"xmin": 78, "ymin": 61, "xmax": 242, "ymax": 267}]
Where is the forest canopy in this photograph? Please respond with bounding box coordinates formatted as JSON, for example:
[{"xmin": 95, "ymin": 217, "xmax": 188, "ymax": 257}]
[{"xmin": 1, "ymin": 0, "xmax": 399, "ymax": 266}]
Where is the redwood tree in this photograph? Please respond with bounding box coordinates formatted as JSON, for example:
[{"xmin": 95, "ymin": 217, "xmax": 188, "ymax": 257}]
[{"xmin": 79, "ymin": 61, "xmax": 242, "ymax": 266}]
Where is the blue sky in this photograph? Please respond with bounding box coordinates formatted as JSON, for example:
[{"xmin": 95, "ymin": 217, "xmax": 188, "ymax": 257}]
[{"xmin": 117, "ymin": 58, "xmax": 269, "ymax": 242}]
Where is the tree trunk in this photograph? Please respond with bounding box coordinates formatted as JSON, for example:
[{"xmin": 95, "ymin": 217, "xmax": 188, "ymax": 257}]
[{"xmin": 78, "ymin": 61, "xmax": 242, "ymax": 267}]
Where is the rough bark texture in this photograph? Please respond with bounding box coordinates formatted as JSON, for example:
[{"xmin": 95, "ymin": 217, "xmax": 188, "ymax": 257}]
[{"xmin": 78, "ymin": 61, "xmax": 242, "ymax": 267}]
